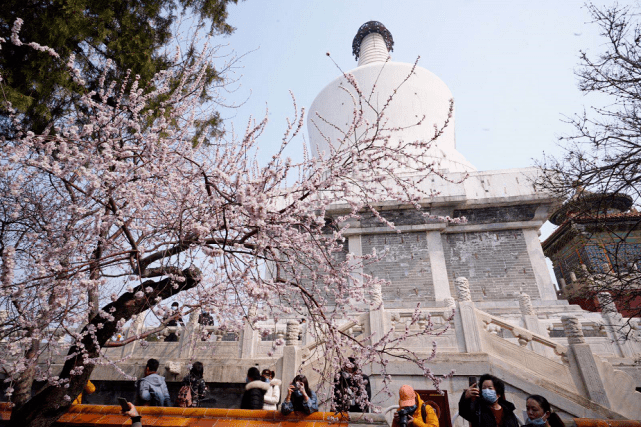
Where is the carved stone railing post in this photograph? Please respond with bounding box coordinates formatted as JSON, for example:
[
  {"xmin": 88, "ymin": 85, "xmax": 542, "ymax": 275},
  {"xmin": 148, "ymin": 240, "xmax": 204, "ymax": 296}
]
[
  {"xmin": 597, "ymin": 292, "xmax": 636, "ymax": 358},
  {"xmin": 281, "ymin": 319, "xmax": 302, "ymax": 404},
  {"xmin": 285, "ymin": 320, "xmax": 300, "ymax": 346},
  {"xmin": 454, "ymin": 277, "xmax": 483, "ymax": 353},
  {"xmin": 179, "ymin": 308, "xmax": 200, "ymax": 359},
  {"xmin": 368, "ymin": 282, "xmax": 386, "ymax": 345},
  {"xmin": 372, "ymin": 282, "xmax": 383, "ymax": 308},
  {"xmin": 518, "ymin": 292, "xmax": 553, "ymax": 357},
  {"xmin": 561, "ymin": 315, "xmax": 611, "ymax": 409},
  {"xmin": 518, "ymin": 292, "xmax": 535, "ymax": 316},
  {"xmin": 123, "ymin": 311, "xmax": 147, "ymax": 358},
  {"xmin": 240, "ymin": 306, "xmax": 260, "ymax": 358},
  {"xmin": 562, "ymin": 315, "xmax": 585, "ymax": 346},
  {"xmin": 597, "ymin": 291, "xmax": 617, "ymax": 317},
  {"xmin": 455, "ymin": 277, "xmax": 472, "ymax": 302}
]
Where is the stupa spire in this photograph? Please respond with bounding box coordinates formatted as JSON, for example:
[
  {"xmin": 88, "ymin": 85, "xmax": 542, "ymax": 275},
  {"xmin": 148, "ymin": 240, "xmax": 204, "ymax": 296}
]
[{"xmin": 352, "ymin": 21, "xmax": 394, "ymax": 66}]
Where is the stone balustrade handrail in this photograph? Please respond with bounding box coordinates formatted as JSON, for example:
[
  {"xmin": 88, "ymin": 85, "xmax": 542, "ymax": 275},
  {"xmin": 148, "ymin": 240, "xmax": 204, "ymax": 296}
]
[
  {"xmin": 385, "ymin": 307, "xmax": 453, "ymax": 314},
  {"xmin": 302, "ymin": 313, "xmax": 369, "ymax": 354},
  {"xmin": 386, "ymin": 307, "xmax": 455, "ymax": 323},
  {"xmin": 475, "ymin": 309, "xmax": 568, "ymax": 358}
]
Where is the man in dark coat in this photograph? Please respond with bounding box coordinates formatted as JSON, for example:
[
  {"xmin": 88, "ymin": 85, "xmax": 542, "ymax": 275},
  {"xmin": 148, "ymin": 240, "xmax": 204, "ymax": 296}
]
[
  {"xmin": 459, "ymin": 374, "xmax": 520, "ymax": 427},
  {"xmin": 333, "ymin": 357, "xmax": 372, "ymax": 412},
  {"xmin": 241, "ymin": 367, "xmax": 269, "ymax": 409}
]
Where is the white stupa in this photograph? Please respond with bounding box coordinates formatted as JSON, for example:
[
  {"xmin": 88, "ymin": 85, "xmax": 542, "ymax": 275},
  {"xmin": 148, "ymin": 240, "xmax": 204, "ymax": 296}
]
[{"xmin": 308, "ymin": 21, "xmax": 476, "ymax": 174}]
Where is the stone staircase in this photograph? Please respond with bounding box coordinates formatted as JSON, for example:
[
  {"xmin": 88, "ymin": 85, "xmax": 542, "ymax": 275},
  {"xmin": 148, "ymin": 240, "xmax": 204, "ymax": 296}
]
[
  {"xmin": 464, "ymin": 302, "xmax": 641, "ymax": 420},
  {"xmin": 476, "ymin": 316, "xmax": 638, "ymax": 419},
  {"xmin": 279, "ymin": 280, "xmax": 641, "ymax": 422}
]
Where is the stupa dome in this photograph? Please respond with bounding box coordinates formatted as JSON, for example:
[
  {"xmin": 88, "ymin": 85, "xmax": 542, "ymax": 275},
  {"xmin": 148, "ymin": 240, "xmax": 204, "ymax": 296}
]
[{"xmin": 308, "ymin": 21, "xmax": 476, "ymax": 174}]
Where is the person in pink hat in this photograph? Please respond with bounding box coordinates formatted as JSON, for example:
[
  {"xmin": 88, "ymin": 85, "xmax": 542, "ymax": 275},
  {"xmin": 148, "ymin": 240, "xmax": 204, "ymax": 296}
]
[{"xmin": 392, "ymin": 385, "xmax": 439, "ymax": 427}]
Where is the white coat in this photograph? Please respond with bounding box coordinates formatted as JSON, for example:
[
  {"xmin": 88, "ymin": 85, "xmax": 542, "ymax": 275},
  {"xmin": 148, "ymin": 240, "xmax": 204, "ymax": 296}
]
[{"xmin": 262, "ymin": 378, "xmax": 282, "ymax": 411}]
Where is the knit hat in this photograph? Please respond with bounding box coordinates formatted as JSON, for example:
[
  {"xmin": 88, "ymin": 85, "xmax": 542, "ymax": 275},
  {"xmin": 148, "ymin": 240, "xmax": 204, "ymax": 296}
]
[{"xmin": 399, "ymin": 385, "xmax": 416, "ymax": 407}]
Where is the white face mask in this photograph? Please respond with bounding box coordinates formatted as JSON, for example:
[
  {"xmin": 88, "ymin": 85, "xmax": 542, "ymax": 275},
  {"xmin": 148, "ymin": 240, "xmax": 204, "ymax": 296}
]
[
  {"xmin": 481, "ymin": 389, "xmax": 498, "ymax": 403},
  {"xmin": 528, "ymin": 415, "xmax": 548, "ymax": 426}
]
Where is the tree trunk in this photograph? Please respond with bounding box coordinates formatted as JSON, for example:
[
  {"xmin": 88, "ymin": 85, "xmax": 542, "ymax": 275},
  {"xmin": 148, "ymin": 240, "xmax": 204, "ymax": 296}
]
[
  {"xmin": 11, "ymin": 338, "xmax": 40, "ymax": 410},
  {"xmin": 8, "ymin": 268, "xmax": 200, "ymax": 427},
  {"xmin": 11, "ymin": 364, "xmax": 36, "ymax": 410},
  {"xmin": 9, "ymin": 363, "xmax": 95, "ymax": 427}
]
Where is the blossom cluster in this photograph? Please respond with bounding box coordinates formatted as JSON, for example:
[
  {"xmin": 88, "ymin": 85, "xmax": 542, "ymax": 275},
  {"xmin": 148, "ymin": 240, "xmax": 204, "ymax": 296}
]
[{"xmin": 0, "ymin": 20, "xmax": 462, "ymax": 413}]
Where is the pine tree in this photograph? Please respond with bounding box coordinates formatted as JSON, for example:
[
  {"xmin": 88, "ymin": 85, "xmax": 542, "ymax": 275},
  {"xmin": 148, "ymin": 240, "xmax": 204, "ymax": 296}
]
[{"xmin": 0, "ymin": 0, "xmax": 238, "ymax": 138}]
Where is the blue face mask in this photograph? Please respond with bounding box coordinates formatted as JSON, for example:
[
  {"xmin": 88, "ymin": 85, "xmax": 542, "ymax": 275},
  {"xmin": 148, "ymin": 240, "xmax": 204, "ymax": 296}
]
[
  {"xmin": 528, "ymin": 416, "xmax": 547, "ymax": 426},
  {"xmin": 265, "ymin": 378, "xmax": 271, "ymax": 384},
  {"xmin": 481, "ymin": 389, "xmax": 498, "ymax": 403}
]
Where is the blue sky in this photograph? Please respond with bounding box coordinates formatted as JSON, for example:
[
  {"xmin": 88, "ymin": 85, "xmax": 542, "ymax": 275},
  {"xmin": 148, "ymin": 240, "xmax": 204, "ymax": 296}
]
[{"xmin": 218, "ymin": 1, "xmax": 613, "ymax": 286}]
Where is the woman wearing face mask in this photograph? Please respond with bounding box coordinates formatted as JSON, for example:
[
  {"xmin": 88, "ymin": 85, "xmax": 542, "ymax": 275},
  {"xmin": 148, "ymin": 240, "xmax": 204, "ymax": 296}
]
[
  {"xmin": 524, "ymin": 395, "xmax": 564, "ymax": 427},
  {"xmin": 262, "ymin": 369, "xmax": 282, "ymax": 411},
  {"xmin": 281, "ymin": 375, "xmax": 318, "ymax": 415},
  {"xmin": 459, "ymin": 374, "xmax": 519, "ymax": 427}
]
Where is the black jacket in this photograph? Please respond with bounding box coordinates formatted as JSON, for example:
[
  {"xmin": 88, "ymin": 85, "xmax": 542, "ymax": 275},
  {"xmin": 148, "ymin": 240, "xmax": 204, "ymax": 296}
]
[
  {"xmin": 241, "ymin": 380, "xmax": 270, "ymax": 409},
  {"xmin": 459, "ymin": 392, "xmax": 520, "ymax": 427}
]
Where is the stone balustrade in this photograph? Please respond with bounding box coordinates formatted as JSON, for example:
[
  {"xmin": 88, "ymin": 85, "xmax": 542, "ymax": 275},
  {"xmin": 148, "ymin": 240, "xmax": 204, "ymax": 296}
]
[
  {"xmin": 386, "ymin": 307, "xmax": 455, "ymax": 327},
  {"xmin": 475, "ymin": 309, "xmax": 569, "ymax": 362},
  {"xmin": 300, "ymin": 314, "xmax": 368, "ymax": 357},
  {"xmin": 6, "ymin": 274, "xmax": 641, "ymax": 421}
]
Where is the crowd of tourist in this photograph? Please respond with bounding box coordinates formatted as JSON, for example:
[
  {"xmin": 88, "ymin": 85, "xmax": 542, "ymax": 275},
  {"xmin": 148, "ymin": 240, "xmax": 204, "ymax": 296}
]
[
  {"xmin": 74, "ymin": 358, "xmax": 564, "ymax": 427},
  {"xmin": 238, "ymin": 367, "xmax": 319, "ymax": 414},
  {"xmin": 459, "ymin": 374, "xmax": 564, "ymax": 427}
]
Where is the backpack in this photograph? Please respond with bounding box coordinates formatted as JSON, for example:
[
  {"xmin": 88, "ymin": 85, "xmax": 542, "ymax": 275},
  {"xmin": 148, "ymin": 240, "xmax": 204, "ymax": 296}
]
[
  {"xmin": 176, "ymin": 384, "xmax": 192, "ymax": 407},
  {"xmin": 420, "ymin": 400, "xmax": 440, "ymax": 423},
  {"xmin": 150, "ymin": 387, "xmax": 165, "ymax": 406}
]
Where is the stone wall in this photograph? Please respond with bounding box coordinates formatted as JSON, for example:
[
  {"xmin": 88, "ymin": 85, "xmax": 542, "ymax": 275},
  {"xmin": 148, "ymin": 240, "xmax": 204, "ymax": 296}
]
[
  {"xmin": 362, "ymin": 232, "xmax": 434, "ymax": 304},
  {"xmin": 358, "ymin": 209, "xmax": 444, "ymax": 227},
  {"xmin": 357, "ymin": 205, "xmax": 538, "ymax": 227},
  {"xmin": 453, "ymin": 205, "xmax": 537, "ymax": 224},
  {"xmin": 441, "ymin": 230, "xmax": 540, "ymax": 300}
]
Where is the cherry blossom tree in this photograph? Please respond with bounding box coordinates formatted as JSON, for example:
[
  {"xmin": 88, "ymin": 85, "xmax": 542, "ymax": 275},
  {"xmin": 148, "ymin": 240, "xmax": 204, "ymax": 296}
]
[{"xmin": 0, "ymin": 20, "xmax": 457, "ymax": 426}]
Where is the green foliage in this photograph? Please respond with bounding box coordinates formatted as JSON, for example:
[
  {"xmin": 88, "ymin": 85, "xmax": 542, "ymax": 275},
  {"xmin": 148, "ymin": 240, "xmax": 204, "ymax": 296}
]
[{"xmin": 0, "ymin": 0, "xmax": 238, "ymax": 137}]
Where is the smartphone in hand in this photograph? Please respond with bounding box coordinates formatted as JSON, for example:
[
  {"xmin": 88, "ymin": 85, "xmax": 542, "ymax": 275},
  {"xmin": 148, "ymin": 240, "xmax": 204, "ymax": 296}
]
[
  {"xmin": 468, "ymin": 376, "xmax": 477, "ymax": 387},
  {"xmin": 117, "ymin": 397, "xmax": 129, "ymax": 412}
]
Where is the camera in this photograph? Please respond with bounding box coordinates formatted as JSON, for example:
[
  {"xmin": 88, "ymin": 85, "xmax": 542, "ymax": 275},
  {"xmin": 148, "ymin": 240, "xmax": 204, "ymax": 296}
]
[
  {"xmin": 296, "ymin": 381, "xmax": 304, "ymax": 390},
  {"xmin": 397, "ymin": 404, "xmax": 418, "ymax": 427}
]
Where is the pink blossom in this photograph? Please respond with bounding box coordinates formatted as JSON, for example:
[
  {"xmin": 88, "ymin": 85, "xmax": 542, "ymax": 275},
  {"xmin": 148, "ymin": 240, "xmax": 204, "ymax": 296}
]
[{"xmin": 0, "ymin": 21, "xmax": 461, "ymax": 415}]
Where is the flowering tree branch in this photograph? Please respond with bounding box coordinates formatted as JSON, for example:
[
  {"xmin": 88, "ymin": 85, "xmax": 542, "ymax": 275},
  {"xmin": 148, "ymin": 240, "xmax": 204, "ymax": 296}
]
[{"xmin": 0, "ymin": 20, "xmax": 461, "ymax": 426}]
